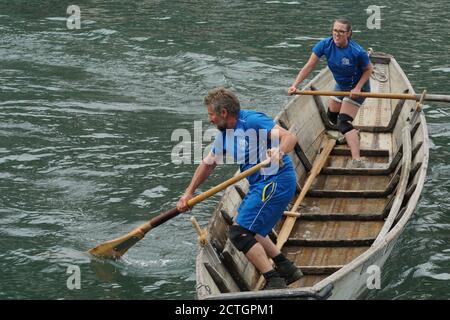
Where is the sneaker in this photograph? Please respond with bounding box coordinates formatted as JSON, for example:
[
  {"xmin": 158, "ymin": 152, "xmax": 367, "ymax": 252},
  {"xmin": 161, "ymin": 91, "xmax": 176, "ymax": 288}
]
[
  {"xmin": 262, "ymin": 276, "xmax": 287, "ymax": 290},
  {"xmin": 326, "ymin": 131, "xmax": 346, "ymax": 144},
  {"xmin": 348, "ymin": 158, "xmax": 366, "ymax": 168},
  {"xmin": 275, "ymin": 260, "xmax": 304, "ymax": 285},
  {"xmin": 326, "ymin": 130, "xmax": 361, "ymax": 145}
]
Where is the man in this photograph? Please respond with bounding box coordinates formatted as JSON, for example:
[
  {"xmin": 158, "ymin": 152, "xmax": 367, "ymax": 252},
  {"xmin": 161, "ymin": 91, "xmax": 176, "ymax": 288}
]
[
  {"xmin": 177, "ymin": 87, "xmax": 303, "ymax": 290},
  {"xmin": 288, "ymin": 18, "xmax": 373, "ymax": 168}
]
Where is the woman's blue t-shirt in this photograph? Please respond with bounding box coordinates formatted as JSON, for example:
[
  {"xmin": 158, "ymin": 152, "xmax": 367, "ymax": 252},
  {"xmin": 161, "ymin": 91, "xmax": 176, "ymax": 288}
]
[{"xmin": 312, "ymin": 36, "xmax": 370, "ymax": 90}]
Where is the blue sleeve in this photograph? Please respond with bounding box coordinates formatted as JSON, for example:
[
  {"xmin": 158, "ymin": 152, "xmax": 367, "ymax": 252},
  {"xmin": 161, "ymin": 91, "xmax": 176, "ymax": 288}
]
[
  {"xmin": 359, "ymin": 50, "xmax": 370, "ymax": 69},
  {"xmin": 246, "ymin": 112, "xmax": 275, "ymax": 132},
  {"xmin": 312, "ymin": 39, "xmax": 325, "ymax": 58}
]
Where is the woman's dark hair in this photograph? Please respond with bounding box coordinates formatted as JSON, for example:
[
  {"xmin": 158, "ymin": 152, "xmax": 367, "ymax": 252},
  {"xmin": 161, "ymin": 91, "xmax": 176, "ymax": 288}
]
[{"xmin": 331, "ymin": 18, "xmax": 353, "ymax": 38}]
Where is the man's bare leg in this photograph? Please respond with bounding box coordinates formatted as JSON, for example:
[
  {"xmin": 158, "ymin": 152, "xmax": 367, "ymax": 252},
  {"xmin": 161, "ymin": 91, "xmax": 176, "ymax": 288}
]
[
  {"xmin": 255, "ymin": 234, "xmax": 280, "ymax": 258},
  {"xmin": 244, "ymin": 242, "xmax": 273, "ymax": 274}
]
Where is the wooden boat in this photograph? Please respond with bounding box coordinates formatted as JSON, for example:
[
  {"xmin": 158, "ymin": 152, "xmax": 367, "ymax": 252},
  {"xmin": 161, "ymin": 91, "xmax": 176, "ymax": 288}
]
[{"xmin": 194, "ymin": 51, "xmax": 429, "ymax": 299}]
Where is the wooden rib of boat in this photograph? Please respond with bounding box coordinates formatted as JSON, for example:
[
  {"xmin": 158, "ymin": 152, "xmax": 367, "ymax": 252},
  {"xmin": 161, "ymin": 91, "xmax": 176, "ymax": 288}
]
[{"xmin": 194, "ymin": 51, "xmax": 429, "ymax": 300}]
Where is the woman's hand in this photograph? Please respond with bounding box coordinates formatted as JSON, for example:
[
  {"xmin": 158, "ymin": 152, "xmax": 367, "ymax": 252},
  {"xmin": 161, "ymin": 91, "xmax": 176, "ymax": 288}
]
[
  {"xmin": 288, "ymin": 85, "xmax": 298, "ymax": 95},
  {"xmin": 350, "ymin": 86, "xmax": 362, "ymax": 99}
]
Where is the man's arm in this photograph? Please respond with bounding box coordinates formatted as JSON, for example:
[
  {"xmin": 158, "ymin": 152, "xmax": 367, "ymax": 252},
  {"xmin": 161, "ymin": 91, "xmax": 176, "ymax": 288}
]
[
  {"xmin": 267, "ymin": 124, "xmax": 298, "ymax": 162},
  {"xmin": 176, "ymin": 151, "xmax": 218, "ymax": 212}
]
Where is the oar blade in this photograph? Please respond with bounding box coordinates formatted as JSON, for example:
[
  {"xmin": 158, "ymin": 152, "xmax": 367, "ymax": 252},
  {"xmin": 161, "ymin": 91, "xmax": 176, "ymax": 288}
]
[{"xmin": 88, "ymin": 229, "xmax": 145, "ymax": 259}]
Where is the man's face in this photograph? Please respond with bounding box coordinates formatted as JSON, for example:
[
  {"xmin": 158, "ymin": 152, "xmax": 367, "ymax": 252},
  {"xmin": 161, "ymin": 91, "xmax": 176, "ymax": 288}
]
[
  {"xmin": 207, "ymin": 104, "xmax": 227, "ymax": 131},
  {"xmin": 332, "ymin": 22, "xmax": 350, "ymax": 47}
]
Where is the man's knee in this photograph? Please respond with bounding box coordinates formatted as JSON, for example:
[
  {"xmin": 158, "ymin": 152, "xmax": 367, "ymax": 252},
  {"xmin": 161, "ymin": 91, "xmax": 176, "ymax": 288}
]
[
  {"xmin": 229, "ymin": 225, "xmax": 257, "ymax": 254},
  {"xmin": 337, "ymin": 113, "xmax": 354, "ymax": 134}
]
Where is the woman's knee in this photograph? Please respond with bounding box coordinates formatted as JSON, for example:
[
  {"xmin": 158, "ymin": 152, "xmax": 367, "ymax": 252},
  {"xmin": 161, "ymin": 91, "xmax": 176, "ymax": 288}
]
[{"xmin": 328, "ymin": 99, "xmax": 341, "ymax": 112}]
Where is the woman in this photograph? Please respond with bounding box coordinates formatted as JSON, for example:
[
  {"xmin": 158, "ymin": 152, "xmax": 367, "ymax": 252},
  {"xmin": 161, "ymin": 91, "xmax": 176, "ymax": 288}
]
[{"xmin": 288, "ymin": 18, "xmax": 373, "ymax": 168}]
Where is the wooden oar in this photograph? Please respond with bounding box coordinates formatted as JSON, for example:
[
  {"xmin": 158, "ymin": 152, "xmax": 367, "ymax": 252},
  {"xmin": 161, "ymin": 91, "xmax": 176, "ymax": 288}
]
[
  {"xmin": 254, "ymin": 138, "xmax": 336, "ymax": 290},
  {"xmin": 294, "ymin": 89, "xmax": 450, "ymax": 103},
  {"xmin": 88, "ymin": 158, "xmax": 271, "ymax": 259}
]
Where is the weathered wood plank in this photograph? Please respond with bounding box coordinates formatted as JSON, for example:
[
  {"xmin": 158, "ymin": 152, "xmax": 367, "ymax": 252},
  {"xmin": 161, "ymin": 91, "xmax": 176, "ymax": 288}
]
[
  {"xmin": 292, "ymin": 275, "xmax": 329, "ymax": 288},
  {"xmin": 326, "ymin": 155, "xmax": 388, "ymax": 167},
  {"xmin": 300, "ymin": 197, "xmax": 388, "ymax": 214},
  {"xmin": 321, "ymin": 166, "xmax": 394, "ymax": 176},
  {"xmin": 285, "ymin": 246, "xmax": 369, "ymax": 267},
  {"xmin": 289, "ymin": 220, "xmax": 384, "ymax": 241},
  {"xmin": 322, "ymin": 146, "xmax": 401, "ymax": 175},
  {"xmin": 299, "ymin": 212, "xmax": 385, "ymax": 221},
  {"xmin": 312, "ymin": 175, "xmax": 390, "ymax": 191},
  {"xmin": 409, "ymin": 162, "xmax": 422, "ymax": 183},
  {"xmin": 204, "ymin": 261, "xmax": 240, "ymax": 294},
  {"xmin": 310, "ymin": 85, "xmax": 336, "ymax": 130},
  {"xmin": 280, "ymin": 211, "xmax": 385, "ymax": 222},
  {"xmin": 278, "ymin": 119, "xmax": 313, "ymax": 171},
  {"xmin": 234, "ymin": 185, "xmax": 246, "ymax": 200},
  {"xmin": 354, "ymin": 97, "xmax": 406, "ymax": 132},
  {"xmin": 369, "ymin": 53, "xmax": 392, "ymax": 64},
  {"xmin": 296, "ymin": 265, "xmax": 343, "ymax": 275},
  {"xmin": 307, "ymin": 190, "xmax": 390, "ymax": 198},
  {"xmin": 412, "ymin": 141, "xmax": 423, "ymax": 159},
  {"xmin": 221, "ymin": 240, "xmax": 258, "ymax": 291},
  {"xmin": 285, "ymin": 238, "xmax": 375, "ymax": 247},
  {"xmin": 325, "ymin": 147, "xmax": 390, "ymax": 157},
  {"xmin": 284, "ymin": 94, "xmax": 326, "ymax": 164},
  {"xmin": 375, "ymin": 126, "xmax": 412, "ymax": 244}
]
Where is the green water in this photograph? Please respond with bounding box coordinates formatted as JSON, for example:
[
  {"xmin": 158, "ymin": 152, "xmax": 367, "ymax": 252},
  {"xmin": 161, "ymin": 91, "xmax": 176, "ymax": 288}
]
[{"xmin": 0, "ymin": 0, "xmax": 449, "ymax": 299}]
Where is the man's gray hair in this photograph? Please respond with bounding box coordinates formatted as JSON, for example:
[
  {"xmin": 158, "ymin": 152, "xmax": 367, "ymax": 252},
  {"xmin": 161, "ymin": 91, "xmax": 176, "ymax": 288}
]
[{"xmin": 204, "ymin": 87, "xmax": 240, "ymax": 116}]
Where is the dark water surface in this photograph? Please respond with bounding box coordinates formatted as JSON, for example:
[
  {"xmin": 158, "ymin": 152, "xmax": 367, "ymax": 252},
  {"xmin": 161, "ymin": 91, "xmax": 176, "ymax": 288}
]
[{"xmin": 0, "ymin": 0, "xmax": 449, "ymax": 299}]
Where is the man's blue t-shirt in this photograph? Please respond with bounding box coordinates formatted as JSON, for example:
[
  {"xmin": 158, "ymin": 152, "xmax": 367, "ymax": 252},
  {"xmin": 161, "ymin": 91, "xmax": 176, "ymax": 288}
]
[
  {"xmin": 312, "ymin": 36, "xmax": 370, "ymax": 90},
  {"xmin": 211, "ymin": 110, "xmax": 293, "ymax": 185}
]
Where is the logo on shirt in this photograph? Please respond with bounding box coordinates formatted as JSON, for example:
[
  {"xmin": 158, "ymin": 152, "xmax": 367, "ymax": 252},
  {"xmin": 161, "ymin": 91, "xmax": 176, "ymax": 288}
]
[{"xmin": 341, "ymin": 57, "xmax": 350, "ymax": 66}]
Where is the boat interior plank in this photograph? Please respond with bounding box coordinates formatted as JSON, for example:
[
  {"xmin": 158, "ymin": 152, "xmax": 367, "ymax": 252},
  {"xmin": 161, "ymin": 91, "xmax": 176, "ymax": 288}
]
[
  {"xmin": 284, "ymin": 246, "xmax": 369, "ymax": 267},
  {"xmin": 287, "ymin": 220, "xmax": 384, "ymax": 242},
  {"xmin": 326, "ymin": 146, "xmax": 390, "ymax": 157},
  {"xmin": 204, "ymin": 261, "xmax": 241, "ymax": 294},
  {"xmin": 354, "ymin": 64, "xmax": 392, "ymax": 128},
  {"xmin": 290, "ymin": 275, "xmax": 329, "ymax": 288},
  {"xmin": 300, "ymin": 197, "xmax": 388, "ymax": 214},
  {"xmin": 221, "ymin": 240, "xmax": 258, "ymax": 291},
  {"xmin": 311, "ymin": 174, "xmax": 390, "ymax": 191},
  {"xmin": 325, "ymin": 155, "xmax": 388, "ymax": 168}
]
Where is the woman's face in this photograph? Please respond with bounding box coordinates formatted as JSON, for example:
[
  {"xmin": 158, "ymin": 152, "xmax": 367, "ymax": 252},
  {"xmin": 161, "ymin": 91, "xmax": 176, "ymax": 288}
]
[{"xmin": 332, "ymin": 21, "xmax": 350, "ymax": 47}]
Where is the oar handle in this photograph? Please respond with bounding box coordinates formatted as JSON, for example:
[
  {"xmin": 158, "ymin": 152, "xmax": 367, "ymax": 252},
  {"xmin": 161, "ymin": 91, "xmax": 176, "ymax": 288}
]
[{"xmin": 294, "ymin": 89, "xmax": 450, "ymax": 103}]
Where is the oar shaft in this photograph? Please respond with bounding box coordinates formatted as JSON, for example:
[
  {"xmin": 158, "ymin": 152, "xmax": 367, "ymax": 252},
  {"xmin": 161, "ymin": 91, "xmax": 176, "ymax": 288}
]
[
  {"xmin": 187, "ymin": 158, "xmax": 271, "ymax": 207},
  {"xmin": 294, "ymin": 90, "xmax": 417, "ymax": 100},
  {"xmin": 147, "ymin": 159, "xmax": 270, "ymax": 231},
  {"xmin": 294, "ymin": 90, "xmax": 450, "ymax": 103}
]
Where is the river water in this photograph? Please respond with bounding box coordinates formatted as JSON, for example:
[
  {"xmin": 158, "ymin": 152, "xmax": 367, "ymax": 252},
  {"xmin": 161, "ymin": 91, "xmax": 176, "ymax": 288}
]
[{"xmin": 0, "ymin": 0, "xmax": 449, "ymax": 299}]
